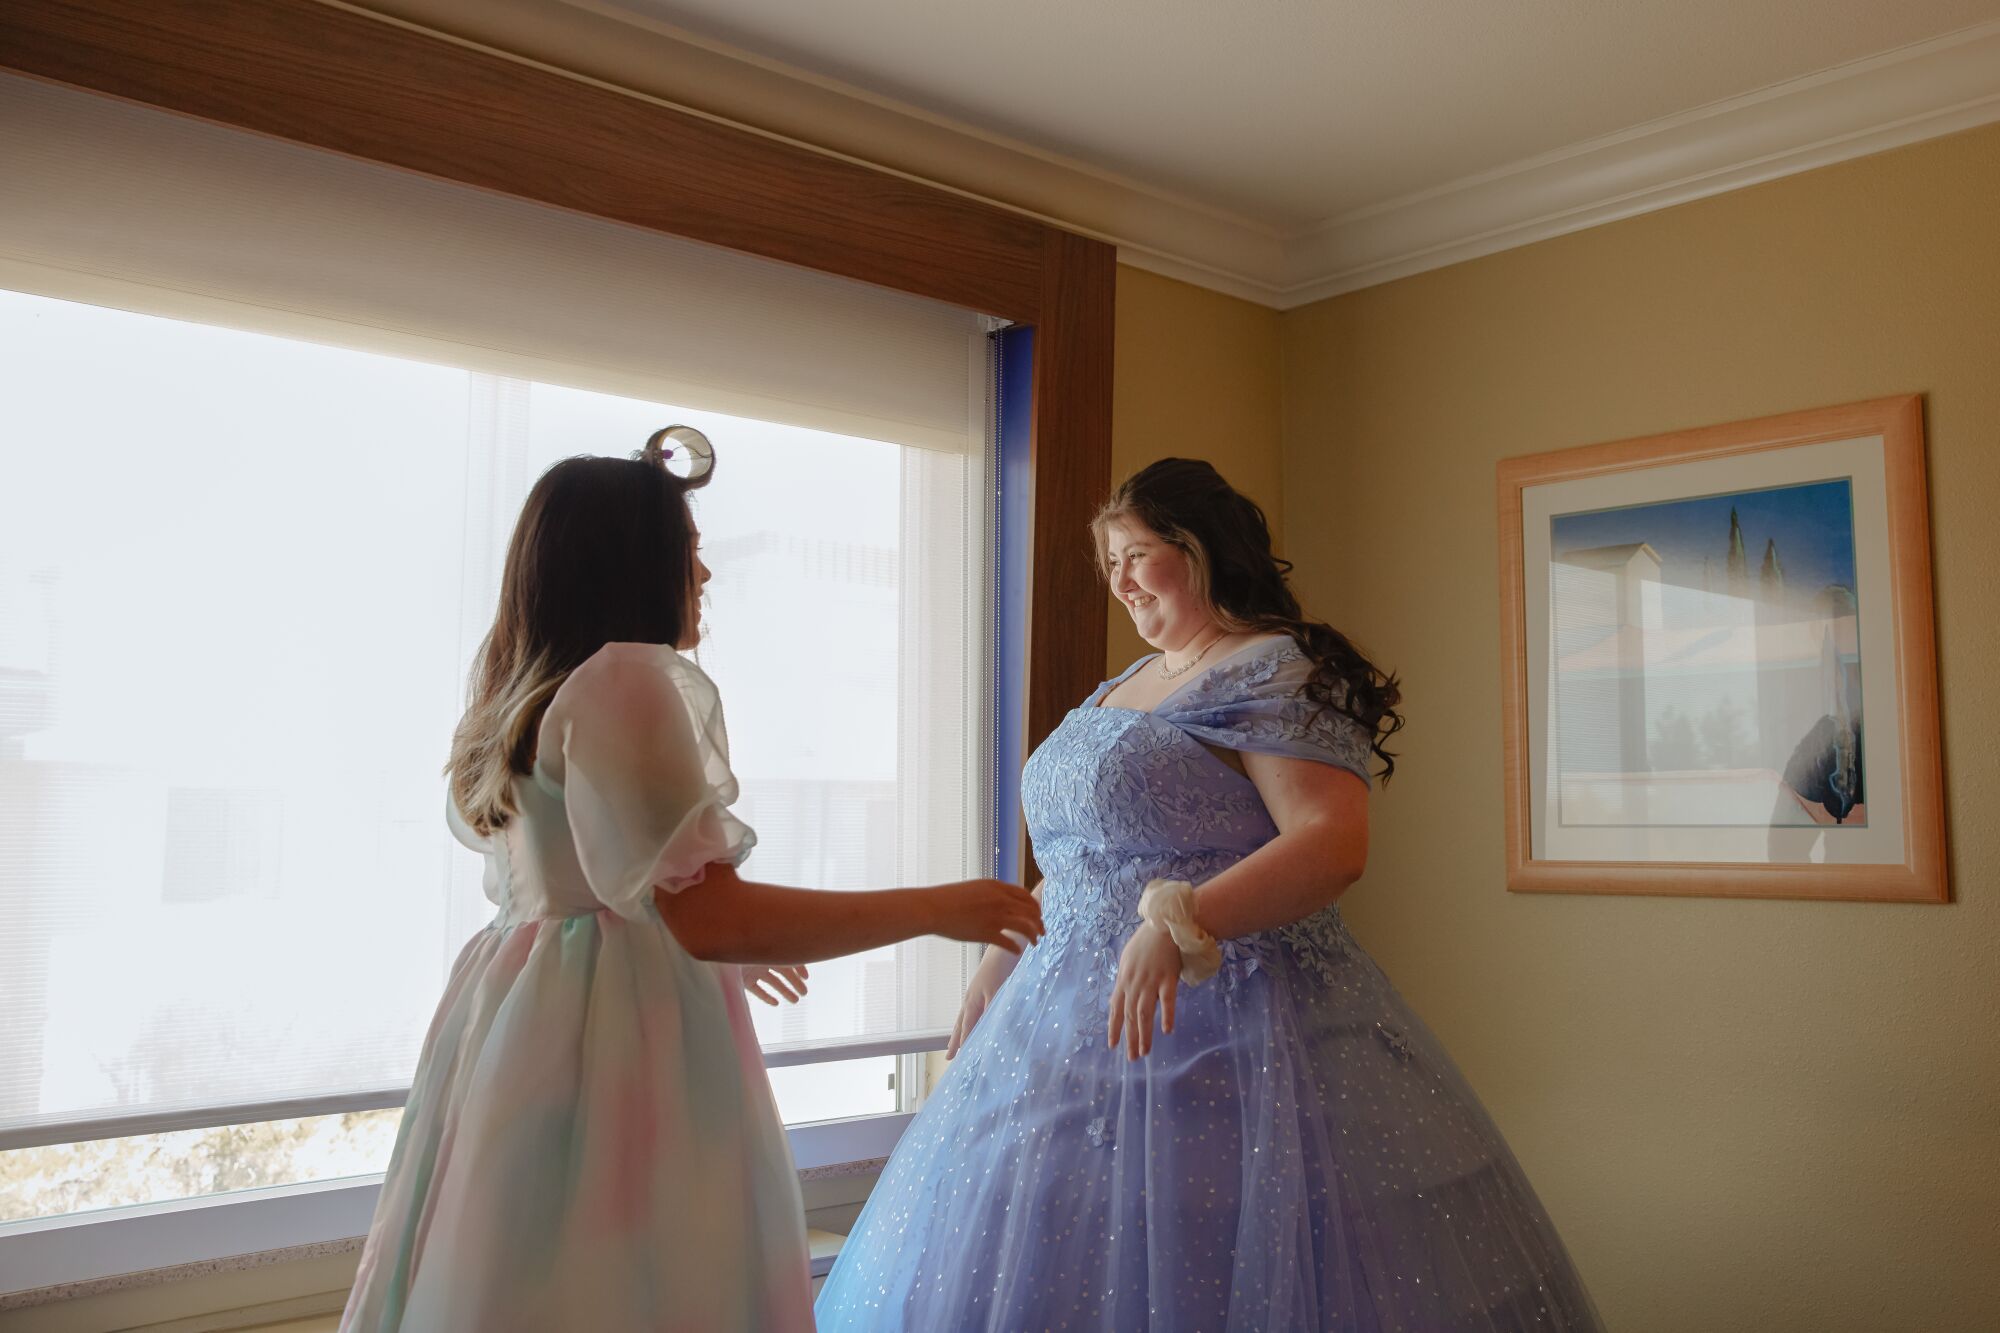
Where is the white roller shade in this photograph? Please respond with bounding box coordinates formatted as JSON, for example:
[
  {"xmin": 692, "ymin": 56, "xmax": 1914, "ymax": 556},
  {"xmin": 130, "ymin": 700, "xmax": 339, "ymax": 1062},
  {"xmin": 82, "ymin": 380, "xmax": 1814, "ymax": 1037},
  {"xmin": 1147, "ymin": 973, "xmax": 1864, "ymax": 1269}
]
[
  {"xmin": 0, "ymin": 74, "xmax": 987, "ymax": 452},
  {"xmin": 0, "ymin": 70, "xmax": 994, "ymax": 1163}
]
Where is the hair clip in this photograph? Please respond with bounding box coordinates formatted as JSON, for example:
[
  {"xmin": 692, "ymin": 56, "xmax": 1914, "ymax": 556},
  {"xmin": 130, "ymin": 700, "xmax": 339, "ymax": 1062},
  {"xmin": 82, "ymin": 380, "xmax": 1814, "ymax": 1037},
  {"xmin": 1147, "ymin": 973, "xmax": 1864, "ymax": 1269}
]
[{"xmin": 635, "ymin": 425, "xmax": 715, "ymax": 485}]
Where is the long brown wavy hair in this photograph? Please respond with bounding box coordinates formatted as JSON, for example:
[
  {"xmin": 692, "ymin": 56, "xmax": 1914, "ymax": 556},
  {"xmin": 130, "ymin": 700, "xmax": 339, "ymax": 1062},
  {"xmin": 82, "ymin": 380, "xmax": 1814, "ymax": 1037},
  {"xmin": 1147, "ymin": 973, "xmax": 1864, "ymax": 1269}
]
[
  {"xmin": 1092, "ymin": 457, "xmax": 1404, "ymax": 782},
  {"xmin": 448, "ymin": 451, "xmax": 708, "ymax": 834}
]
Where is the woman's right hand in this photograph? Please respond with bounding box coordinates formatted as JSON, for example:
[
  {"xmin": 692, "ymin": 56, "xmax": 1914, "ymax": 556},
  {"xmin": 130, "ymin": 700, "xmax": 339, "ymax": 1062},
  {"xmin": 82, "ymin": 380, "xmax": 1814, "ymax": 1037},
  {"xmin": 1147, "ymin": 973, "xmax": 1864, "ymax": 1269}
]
[
  {"xmin": 924, "ymin": 879, "xmax": 1043, "ymax": 954},
  {"xmin": 947, "ymin": 944, "xmax": 1023, "ymax": 1060}
]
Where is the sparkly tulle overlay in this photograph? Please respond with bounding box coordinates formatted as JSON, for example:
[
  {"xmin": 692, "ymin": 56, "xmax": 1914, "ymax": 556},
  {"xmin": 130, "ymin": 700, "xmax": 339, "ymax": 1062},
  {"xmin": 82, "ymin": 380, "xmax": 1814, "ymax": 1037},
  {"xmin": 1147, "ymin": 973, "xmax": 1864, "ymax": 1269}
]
[
  {"xmin": 817, "ymin": 638, "xmax": 1601, "ymax": 1332},
  {"xmin": 341, "ymin": 645, "xmax": 811, "ymax": 1333}
]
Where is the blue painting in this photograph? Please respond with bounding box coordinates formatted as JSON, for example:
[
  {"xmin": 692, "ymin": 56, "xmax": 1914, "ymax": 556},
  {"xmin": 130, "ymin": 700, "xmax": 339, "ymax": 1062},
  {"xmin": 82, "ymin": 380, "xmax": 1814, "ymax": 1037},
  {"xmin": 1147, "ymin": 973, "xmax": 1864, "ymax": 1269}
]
[{"xmin": 1548, "ymin": 478, "xmax": 1864, "ymax": 829}]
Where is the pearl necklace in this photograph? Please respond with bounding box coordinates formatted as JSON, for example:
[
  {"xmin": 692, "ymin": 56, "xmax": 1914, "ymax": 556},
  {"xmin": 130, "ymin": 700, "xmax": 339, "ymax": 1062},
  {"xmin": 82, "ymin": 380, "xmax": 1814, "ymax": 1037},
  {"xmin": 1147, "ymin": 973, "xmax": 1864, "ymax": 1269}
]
[{"xmin": 1157, "ymin": 631, "xmax": 1227, "ymax": 681}]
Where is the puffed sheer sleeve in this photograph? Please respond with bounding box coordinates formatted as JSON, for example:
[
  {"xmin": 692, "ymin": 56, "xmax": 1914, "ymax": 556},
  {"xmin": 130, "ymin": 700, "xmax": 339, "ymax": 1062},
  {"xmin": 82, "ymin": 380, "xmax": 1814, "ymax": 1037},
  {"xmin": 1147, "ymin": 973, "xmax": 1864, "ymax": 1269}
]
[{"xmin": 538, "ymin": 643, "xmax": 757, "ymax": 920}]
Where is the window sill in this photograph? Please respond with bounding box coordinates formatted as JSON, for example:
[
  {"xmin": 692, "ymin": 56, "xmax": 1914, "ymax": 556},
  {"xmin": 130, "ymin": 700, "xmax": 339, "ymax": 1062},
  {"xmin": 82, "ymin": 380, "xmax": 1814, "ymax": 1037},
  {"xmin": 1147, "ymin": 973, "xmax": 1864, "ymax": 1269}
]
[{"xmin": 0, "ymin": 1112, "xmax": 907, "ymax": 1307}]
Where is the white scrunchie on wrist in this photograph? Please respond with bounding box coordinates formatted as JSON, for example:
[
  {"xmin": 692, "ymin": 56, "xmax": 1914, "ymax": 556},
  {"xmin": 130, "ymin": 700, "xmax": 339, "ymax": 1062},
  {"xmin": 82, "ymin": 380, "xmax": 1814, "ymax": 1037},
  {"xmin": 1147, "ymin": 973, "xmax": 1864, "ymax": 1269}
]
[{"xmin": 1137, "ymin": 879, "xmax": 1222, "ymax": 985}]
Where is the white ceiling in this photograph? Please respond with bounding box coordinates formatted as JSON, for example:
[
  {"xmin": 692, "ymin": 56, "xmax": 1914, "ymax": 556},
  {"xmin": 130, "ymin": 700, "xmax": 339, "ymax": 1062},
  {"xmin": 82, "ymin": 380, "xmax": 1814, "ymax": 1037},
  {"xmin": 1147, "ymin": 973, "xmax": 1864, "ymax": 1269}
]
[{"xmin": 583, "ymin": 0, "xmax": 2000, "ymax": 232}]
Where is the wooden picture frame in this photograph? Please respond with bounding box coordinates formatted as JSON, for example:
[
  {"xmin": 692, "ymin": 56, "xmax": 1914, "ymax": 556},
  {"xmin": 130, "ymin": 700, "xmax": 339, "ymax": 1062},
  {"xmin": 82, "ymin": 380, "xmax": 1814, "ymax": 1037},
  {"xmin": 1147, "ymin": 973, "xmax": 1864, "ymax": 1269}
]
[
  {"xmin": 1497, "ymin": 395, "xmax": 1948, "ymax": 902},
  {"xmin": 0, "ymin": 0, "xmax": 1113, "ymax": 779}
]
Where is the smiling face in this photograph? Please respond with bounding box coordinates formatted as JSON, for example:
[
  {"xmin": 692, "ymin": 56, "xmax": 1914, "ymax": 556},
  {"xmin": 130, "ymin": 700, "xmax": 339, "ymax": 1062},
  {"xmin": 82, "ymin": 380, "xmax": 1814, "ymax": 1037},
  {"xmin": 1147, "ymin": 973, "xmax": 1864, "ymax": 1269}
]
[{"xmin": 1102, "ymin": 516, "xmax": 1215, "ymax": 652}]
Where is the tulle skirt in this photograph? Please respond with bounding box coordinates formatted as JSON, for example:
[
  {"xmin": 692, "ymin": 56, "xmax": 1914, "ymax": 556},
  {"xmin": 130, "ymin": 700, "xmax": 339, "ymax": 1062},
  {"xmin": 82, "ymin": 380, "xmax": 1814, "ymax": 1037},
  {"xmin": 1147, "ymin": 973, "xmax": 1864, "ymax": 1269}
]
[
  {"xmin": 816, "ymin": 905, "xmax": 1601, "ymax": 1332},
  {"xmin": 341, "ymin": 908, "xmax": 812, "ymax": 1333}
]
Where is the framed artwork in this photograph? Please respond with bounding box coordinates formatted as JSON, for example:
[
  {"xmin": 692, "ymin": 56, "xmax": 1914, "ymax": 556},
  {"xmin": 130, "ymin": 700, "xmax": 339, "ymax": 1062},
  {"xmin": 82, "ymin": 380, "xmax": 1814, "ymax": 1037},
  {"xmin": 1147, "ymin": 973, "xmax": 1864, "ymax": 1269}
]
[{"xmin": 1497, "ymin": 395, "xmax": 1948, "ymax": 902}]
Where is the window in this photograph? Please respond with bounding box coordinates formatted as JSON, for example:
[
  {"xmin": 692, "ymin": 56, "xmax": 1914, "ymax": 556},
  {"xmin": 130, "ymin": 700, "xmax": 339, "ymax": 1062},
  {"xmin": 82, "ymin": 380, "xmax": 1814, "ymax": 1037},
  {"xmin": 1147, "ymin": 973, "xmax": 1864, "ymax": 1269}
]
[
  {"xmin": 0, "ymin": 68, "xmax": 998, "ymax": 1244},
  {"xmin": 0, "ymin": 288, "xmax": 992, "ymax": 1224}
]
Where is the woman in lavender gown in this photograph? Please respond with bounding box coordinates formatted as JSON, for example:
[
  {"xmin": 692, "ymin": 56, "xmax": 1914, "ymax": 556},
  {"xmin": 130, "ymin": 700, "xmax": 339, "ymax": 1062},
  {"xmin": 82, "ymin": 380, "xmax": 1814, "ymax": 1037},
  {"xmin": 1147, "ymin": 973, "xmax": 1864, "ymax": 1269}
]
[{"xmin": 815, "ymin": 459, "xmax": 1601, "ymax": 1331}]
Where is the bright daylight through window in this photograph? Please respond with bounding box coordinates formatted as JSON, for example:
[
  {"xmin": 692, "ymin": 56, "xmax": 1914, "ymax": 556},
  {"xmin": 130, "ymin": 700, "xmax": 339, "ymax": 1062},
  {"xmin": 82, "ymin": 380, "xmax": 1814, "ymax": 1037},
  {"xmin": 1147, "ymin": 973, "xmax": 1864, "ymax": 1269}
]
[{"xmin": 0, "ymin": 289, "xmax": 993, "ymax": 1224}]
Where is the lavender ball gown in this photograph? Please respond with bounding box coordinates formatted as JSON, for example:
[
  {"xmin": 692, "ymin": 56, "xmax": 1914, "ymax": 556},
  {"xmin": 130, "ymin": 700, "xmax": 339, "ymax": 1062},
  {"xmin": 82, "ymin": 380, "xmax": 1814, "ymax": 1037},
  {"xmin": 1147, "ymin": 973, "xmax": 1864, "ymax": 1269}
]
[{"xmin": 816, "ymin": 638, "xmax": 1600, "ymax": 1332}]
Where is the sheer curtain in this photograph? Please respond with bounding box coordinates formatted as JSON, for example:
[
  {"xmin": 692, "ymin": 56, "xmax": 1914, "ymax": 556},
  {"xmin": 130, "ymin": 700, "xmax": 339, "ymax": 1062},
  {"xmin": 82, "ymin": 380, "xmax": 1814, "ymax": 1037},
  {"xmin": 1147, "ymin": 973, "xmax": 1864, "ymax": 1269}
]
[{"xmin": 0, "ymin": 72, "xmax": 994, "ymax": 1155}]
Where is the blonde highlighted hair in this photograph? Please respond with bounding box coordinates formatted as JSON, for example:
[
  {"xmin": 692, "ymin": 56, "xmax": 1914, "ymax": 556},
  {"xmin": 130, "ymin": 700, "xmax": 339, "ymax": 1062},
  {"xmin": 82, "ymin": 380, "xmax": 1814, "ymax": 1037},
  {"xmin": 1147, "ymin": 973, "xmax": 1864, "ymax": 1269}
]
[{"xmin": 448, "ymin": 447, "xmax": 708, "ymax": 834}]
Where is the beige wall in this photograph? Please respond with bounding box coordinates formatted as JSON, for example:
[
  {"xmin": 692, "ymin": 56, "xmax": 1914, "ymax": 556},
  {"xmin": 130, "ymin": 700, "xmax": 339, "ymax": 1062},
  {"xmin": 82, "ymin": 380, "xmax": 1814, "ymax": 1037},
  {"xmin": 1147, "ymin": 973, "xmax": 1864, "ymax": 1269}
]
[
  {"xmin": 1278, "ymin": 124, "xmax": 2000, "ymax": 1332},
  {"xmin": 1107, "ymin": 264, "xmax": 1284, "ymax": 674}
]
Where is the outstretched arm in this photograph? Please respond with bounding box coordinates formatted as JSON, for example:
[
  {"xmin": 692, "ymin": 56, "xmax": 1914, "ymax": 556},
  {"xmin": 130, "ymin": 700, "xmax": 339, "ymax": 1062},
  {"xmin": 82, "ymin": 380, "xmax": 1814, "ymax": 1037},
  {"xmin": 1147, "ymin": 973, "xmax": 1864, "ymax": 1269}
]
[{"xmin": 656, "ymin": 863, "xmax": 1042, "ymax": 965}]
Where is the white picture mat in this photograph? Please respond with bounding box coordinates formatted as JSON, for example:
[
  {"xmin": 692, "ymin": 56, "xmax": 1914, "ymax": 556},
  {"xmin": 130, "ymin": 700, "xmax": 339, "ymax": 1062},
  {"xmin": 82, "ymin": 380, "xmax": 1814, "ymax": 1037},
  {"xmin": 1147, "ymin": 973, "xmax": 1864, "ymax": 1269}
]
[{"xmin": 1522, "ymin": 434, "xmax": 1906, "ymax": 866}]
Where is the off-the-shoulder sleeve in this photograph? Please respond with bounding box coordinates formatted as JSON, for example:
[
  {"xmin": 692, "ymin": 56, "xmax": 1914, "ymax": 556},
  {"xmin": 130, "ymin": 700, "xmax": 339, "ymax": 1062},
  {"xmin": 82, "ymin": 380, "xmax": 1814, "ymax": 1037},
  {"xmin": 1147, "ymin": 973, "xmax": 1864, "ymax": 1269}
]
[
  {"xmin": 1162, "ymin": 643, "xmax": 1375, "ymax": 786},
  {"xmin": 538, "ymin": 643, "xmax": 757, "ymax": 919}
]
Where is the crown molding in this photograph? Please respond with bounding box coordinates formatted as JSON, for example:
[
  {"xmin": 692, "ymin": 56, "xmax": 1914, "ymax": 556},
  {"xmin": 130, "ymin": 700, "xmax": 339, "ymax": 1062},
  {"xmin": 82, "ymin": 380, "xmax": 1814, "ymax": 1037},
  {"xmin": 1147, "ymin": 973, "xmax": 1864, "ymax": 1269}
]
[
  {"xmin": 357, "ymin": 0, "xmax": 1291, "ymax": 296},
  {"xmin": 1276, "ymin": 19, "xmax": 2000, "ymax": 307},
  {"xmin": 351, "ymin": 4, "xmax": 2000, "ymax": 311}
]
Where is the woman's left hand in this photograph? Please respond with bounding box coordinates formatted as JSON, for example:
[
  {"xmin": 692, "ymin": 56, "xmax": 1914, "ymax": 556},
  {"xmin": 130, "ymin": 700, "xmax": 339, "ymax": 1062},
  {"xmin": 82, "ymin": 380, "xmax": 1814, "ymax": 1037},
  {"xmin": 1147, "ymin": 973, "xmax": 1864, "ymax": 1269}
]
[
  {"xmin": 742, "ymin": 964, "xmax": 810, "ymax": 1006},
  {"xmin": 1107, "ymin": 923, "xmax": 1182, "ymax": 1060}
]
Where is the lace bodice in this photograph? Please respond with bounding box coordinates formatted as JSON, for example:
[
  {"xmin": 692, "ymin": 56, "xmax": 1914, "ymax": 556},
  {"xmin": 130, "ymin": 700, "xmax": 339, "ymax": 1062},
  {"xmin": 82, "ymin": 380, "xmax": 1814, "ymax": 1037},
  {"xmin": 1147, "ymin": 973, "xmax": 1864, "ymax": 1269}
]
[{"xmin": 1022, "ymin": 638, "xmax": 1374, "ymax": 1015}]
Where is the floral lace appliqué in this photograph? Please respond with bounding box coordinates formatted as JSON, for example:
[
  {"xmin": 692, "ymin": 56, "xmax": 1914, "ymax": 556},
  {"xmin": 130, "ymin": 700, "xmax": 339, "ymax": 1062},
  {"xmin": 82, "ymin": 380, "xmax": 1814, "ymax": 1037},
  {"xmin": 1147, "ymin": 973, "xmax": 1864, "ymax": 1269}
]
[{"xmin": 1023, "ymin": 645, "xmax": 1372, "ymax": 1048}]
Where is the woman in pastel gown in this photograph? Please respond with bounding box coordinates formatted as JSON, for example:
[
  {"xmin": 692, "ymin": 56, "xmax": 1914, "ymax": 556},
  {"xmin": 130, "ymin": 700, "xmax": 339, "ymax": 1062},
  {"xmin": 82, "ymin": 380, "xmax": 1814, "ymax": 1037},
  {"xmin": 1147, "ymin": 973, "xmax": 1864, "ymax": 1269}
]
[
  {"xmin": 340, "ymin": 429, "xmax": 1042, "ymax": 1333},
  {"xmin": 816, "ymin": 458, "xmax": 1601, "ymax": 1332}
]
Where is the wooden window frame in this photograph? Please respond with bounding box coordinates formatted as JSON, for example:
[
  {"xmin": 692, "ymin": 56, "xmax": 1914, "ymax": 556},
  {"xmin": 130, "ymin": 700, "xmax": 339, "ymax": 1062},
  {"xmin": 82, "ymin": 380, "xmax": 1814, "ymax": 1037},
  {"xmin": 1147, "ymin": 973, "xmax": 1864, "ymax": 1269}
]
[
  {"xmin": 0, "ymin": 4, "xmax": 1111, "ymax": 1298},
  {"xmin": 0, "ymin": 0, "xmax": 1112, "ymax": 771}
]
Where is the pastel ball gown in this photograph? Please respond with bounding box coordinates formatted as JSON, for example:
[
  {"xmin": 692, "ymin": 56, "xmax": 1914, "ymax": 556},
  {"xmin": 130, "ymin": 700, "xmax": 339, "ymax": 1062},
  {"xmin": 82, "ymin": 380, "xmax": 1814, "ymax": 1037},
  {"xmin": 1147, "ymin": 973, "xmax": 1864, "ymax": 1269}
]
[{"xmin": 342, "ymin": 645, "xmax": 812, "ymax": 1333}]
